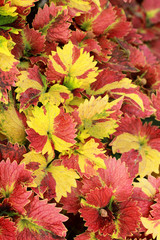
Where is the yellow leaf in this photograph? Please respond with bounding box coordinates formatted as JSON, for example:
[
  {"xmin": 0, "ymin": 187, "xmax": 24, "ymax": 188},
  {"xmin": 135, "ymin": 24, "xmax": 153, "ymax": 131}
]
[
  {"xmin": 10, "ymin": 0, "xmax": 37, "ymax": 7},
  {"xmin": 139, "ymin": 146, "xmax": 160, "ymax": 177},
  {"xmin": 88, "ymin": 120, "xmax": 118, "ymax": 139},
  {"xmin": 111, "ymin": 133, "xmax": 140, "ymax": 153},
  {"xmin": 134, "ymin": 178, "xmax": 156, "ymax": 198},
  {"xmin": 0, "ymin": 4, "xmax": 17, "ymax": 17},
  {"xmin": 0, "ymin": 37, "xmax": 17, "ymax": 71},
  {"xmin": 15, "ymin": 71, "xmax": 43, "ymax": 100},
  {"xmin": 48, "ymin": 165, "xmax": 79, "ymax": 202},
  {"xmin": 27, "ymin": 104, "xmax": 60, "ymax": 136},
  {"xmin": 66, "ymin": 0, "xmax": 91, "ymax": 12},
  {"xmin": 77, "ymin": 139, "xmax": 106, "ymax": 172},
  {"xmin": 0, "ymin": 101, "xmax": 26, "ymax": 144},
  {"xmin": 78, "ymin": 95, "xmax": 109, "ymax": 121},
  {"xmin": 0, "ymin": 52, "xmax": 17, "ymax": 71},
  {"xmin": 141, "ymin": 217, "xmax": 160, "ymax": 240},
  {"xmin": 39, "ymin": 84, "xmax": 72, "ymax": 106}
]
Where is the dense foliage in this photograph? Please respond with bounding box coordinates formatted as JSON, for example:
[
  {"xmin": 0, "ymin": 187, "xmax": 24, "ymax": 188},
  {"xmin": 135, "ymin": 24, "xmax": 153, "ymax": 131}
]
[{"xmin": 0, "ymin": 0, "xmax": 160, "ymax": 239}]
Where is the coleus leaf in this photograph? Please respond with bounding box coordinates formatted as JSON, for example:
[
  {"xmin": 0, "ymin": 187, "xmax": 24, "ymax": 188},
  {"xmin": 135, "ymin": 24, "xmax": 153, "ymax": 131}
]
[
  {"xmin": 33, "ymin": 3, "xmax": 71, "ymax": 44},
  {"xmin": 0, "ymin": 217, "xmax": 16, "ymax": 240},
  {"xmin": 21, "ymin": 25, "xmax": 45, "ymax": 57},
  {"xmin": 16, "ymin": 196, "xmax": 68, "ymax": 239},
  {"xmin": 88, "ymin": 77, "xmax": 144, "ymax": 112},
  {"xmin": 39, "ymin": 83, "xmax": 72, "ymax": 107},
  {"xmin": 92, "ymin": 6, "xmax": 116, "ymax": 36},
  {"xmin": 0, "ymin": 36, "xmax": 18, "ymax": 72},
  {"xmin": 141, "ymin": 217, "xmax": 160, "ymax": 240},
  {"xmin": 98, "ymin": 157, "xmax": 133, "ymax": 202},
  {"xmin": 0, "ymin": 159, "xmax": 33, "ymax": 214},
  {"xmin": 61, "ymin": 138, "xmax": 106, "ymax": 177},
  {"xmin": 0, "ymin": 63, "xmax": 19, "ymax": 103},
  {"xmin": 46, "ymin": 9, "xmax": 71, "ymax": 44},
  {"xmin": 70, "ymin": 29, "xmax": 101, "ymax": 54},
  {"xmin": 75, "ymin": 231, "xmax": 110, "ymax": 240},
  {"xmin": 77, "ymin": 95, "xmax": 121, "ymax": 139},
  {"xmin": 46, "ymin": 41, "xmax": 98, "ymax": 90},
  {"xmin": 60, "ymin": 180, "xmax": 83, "ymax": 214},
  {"xmin": 32, "ymin": 3, "xmax": 62, "ymax": 30},
  {"xmin": 110, "ymin": 115, "xmax": 160, "ymax": 176},
  {"xmin": 22, "ymin": 151, "xmax": 79, "ymax": 202},
  {"xmin": 15, "ymin": 65, "xmax": 45, "ymax": 111},
  {"xmin": 0, "ymin": 3, "xmax": 17, "ymax": 17},
  {"xmin": 152, "ymin": 90, "xmax": 160, "ymax": 121},
  {"xmin": 121, "ymin": 90, "xmax": 155, "ymax": 118},
  {"xmin": 0, "ymin": 4, "xmax": 18, "ymax": 26},
  {"xmin": 142, "ymin": 0, "xmax": 160, "ymax": 24},
  {"xmin": 10, "ymin": 0, "xmax": 38, "ymax": 7},
  {"xmin": 0, "ymin": 142, "xmax": 26, "ymax": 163},
  {"xmin": 0, "ymin": 99, "xmax": 26, "ymax": 144},
  {"xmin": 107, "ymin": 6, "xmax": 131, "ymax": 38},
  {"xmin": 26, "ymin": 103, "xmax": 76, "ymax": 155},
  {"xmin": 80, "ymin": 186, "xmax": 140, "ymax": 238},
  {"xmin": 67, "ymin": 0, "xmax": 91, "ymax": 12},
  {"xmin": 17, "ymin": 66, "xmax": 69, "ymax": 112}
]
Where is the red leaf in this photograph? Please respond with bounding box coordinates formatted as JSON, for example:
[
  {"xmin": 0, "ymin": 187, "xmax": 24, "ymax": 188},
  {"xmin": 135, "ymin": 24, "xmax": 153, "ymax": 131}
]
[
  {"xmin": 90, "ymin": 68, "xmax": 124, "ymax": 91},
  {"xmin": 54, "ymin": 108, "xmax": 76, "ymax": 144},
  {"xmin": 0, "ymin": 142, "xmax": 26, "ymax": 163},
  {"xmin": 98, "ymin": 157, "xmax": 133, "ymax": 201},
  {"xmin": 60, "ymin": 180, "xmax": 83, "ymax": 214},
  {"xmin": 152, "ymin": 90, "xmax": 160, "ymax": 121},
  {"xmin": 107, "ymin": 6, "xmax": 132, "ymax": 38},
  {"xmin": 0, "ymin": 217, "xmax": 16, "ymax": 240},
  {"xmin": 0, "ymin": 159, "xmax": 33, "ymax": 214},
  {"xmin": 121, "ymin": 149, "xmax": 142, "ymax": 178},
  {"xmin": 23, "ymin": 25, "xmax": 45, "ymax": 56},
  {"xmin": 20, "ymin": 88, "xmax": 41, "ymax": 110},
  {"xmin": 17, "ymin": 196, "xmax": 68, "ymax": 239},
  {"xmin": 33, "ymin": 3, "xmax": 62, "ymax": 30},
  {"xmin": 0, "ymin": 64, "xmax": 19, "ymax": 103},
  {"xmin": 117, "ymin": 200, "xmax": 141, "ymax": 239},
  {"xmin": 92, "ymin": 7, "xmax": 116, "ymax": 36},
  {"xmin": 47, "ymin": 10, "xmax": 71, "ymax": 44},
  {"xmin": 26, "ymin": 128, "xmax": 49, "ymax": 153}
]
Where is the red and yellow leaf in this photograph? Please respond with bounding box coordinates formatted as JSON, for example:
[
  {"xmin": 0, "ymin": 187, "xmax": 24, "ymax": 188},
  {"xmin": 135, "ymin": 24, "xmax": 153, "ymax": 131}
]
[
  {"xmin": 27, "ymin": 103, "xmax": 76, "ymax": 155},
  {"xmin": 17, "ymin": 196, "xmax": 68, "ymax": 239},
  {"xmin": 22, "ymin": 151, "xmax": 79, "ymax": 202},
  {"xmin": 46, "ymin": 41, "xmax": 98, "ymax": 90}
]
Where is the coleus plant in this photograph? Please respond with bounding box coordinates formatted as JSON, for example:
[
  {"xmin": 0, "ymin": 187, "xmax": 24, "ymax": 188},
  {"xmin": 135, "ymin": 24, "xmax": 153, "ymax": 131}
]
[{"xmin": 0, "ymin": 0, "xmax": 160, "ymax": 239}]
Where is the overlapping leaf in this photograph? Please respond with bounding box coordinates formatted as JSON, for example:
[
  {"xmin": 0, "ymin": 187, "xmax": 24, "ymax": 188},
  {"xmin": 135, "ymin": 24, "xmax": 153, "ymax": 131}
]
[
  {"xmin": 26, "ymin": 103, "xmax": 76, "ymax": 155},
  {"xmin": 61, "ymin": 138, "xmax": 106, "ymax": 176},
  {"xmin": 110, "ymin": 115, "xmax": 160, "ymax": 176},
  {"xmin": 0, "ymin": 217, "xmax": 16, "ymax": 240},
  {"xmin": 22, "ymin": 151, "xmax": 79, "ymax": 202},
  {"xmin": 16, "ymin": 195, "xmax": 68, "ymax": 239},
  {"xmin": 0, "ymin": 159, "xmax": 33, "ymax": 214},
  {"xmin": 77, "ymin": 95, "xmax": 122, "ymax": 140}
]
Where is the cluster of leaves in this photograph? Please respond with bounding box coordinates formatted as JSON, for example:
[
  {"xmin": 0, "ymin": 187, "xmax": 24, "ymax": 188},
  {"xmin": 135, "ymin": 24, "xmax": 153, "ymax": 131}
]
[{"xmin": 0, "ymin": 0, "xmax": 160, "ymax": 239}]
